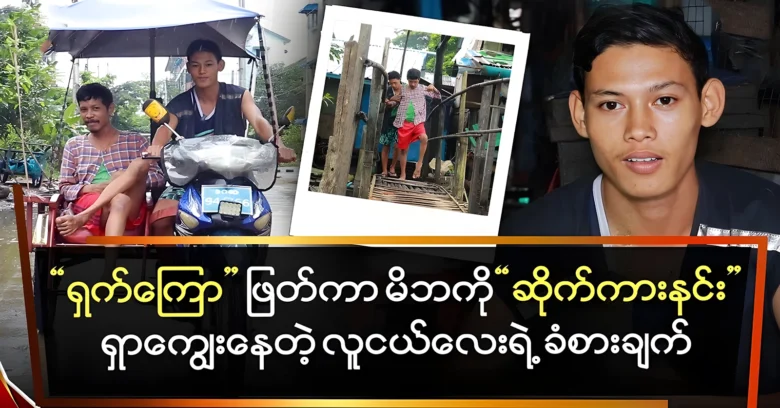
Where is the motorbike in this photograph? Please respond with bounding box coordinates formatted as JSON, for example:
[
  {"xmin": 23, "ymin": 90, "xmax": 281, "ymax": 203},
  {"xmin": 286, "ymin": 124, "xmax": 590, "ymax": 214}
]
[
  {"xmin": 0, "ymin": 145, "xmax": 50, "ymax": 187},
  {"xmin": 142, "ymin": 102, "xmax": 295, "ymax": 238},
  {"xmin": 141, "ymin": 101, "xmax": 295, "ymax": 393}
]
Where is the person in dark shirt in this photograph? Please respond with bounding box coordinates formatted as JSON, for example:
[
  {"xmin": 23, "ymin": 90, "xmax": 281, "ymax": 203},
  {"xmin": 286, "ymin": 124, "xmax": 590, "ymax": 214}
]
[
  {"xmin": 146, "ymin": 39, "xmax": 296, "ymax": 235},
  {"xmin": 380, "ymin": 70, "xmax": 402, "ymax": 177},
  {"xmin": 501, "ymin": 3, "xmax": 780, "ymax": 397}
]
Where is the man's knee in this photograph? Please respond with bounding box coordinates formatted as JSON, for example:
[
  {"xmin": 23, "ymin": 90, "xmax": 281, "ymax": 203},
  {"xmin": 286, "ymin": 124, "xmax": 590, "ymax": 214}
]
[
  {"xmin": 419, "ymin": 134, "xmax": 428, "ymax": 144},
  {"xmin": 152, "ymin": 215, "xmax": 174, "ymax": 226},
  {"xmin": 129, "ymin": 157, "xmax": 152, "ymax": 175},
  {"xmin": 150, "ymin": 198, "xmax": 177, "ymax": 234},
  {"xmin": 151, "ymin": 216, "xmax": 175, "ymax": 235},
  {"xmin": 109, "ymin": 193, "xmax": 133, "ymax": 214}
]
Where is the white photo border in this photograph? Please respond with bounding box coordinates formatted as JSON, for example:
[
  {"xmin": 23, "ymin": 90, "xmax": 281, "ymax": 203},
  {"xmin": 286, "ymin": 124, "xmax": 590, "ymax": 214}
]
[{"xmin": 290, "ymin": 6, "xmax": 531, "ymax": 237}]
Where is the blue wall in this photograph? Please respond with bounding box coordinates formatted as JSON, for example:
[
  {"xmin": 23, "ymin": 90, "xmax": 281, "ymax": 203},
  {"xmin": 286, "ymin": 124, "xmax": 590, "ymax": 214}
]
[{"xmin": 353, "ymin": 81, "xmax": 371, "ymax": 152}]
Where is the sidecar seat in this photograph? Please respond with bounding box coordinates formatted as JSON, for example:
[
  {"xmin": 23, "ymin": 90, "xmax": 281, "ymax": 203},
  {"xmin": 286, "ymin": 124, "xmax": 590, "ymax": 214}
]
[{"xmin": 25, "ymin": 192, "xmax": 155, "ymax": 249}]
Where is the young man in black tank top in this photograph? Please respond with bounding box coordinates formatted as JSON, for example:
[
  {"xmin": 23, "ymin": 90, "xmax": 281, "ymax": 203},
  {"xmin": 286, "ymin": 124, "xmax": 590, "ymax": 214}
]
[{"xmin": 146, "ymin": 39, "xmax": 297, "ymax": 235}]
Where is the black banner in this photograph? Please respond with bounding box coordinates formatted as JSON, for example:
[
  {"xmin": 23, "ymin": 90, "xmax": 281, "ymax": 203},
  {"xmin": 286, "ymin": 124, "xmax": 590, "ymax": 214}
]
[{"xmin": 30, "ymin": 245, "xmax": 767, "ymax": 399}]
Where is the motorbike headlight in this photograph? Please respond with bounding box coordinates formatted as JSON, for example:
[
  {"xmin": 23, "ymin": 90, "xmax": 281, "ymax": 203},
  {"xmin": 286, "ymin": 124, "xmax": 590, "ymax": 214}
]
[
  {"xmin": 218, "ymin": 201, "xmax": 242, "ymax": 217},
  {"xmin": 178, "ymin": 211, "xmax": 199, "ymax": 229},
  {"xmin": 253, "ymin": 213, "xmax": 271, "ymax": 231}
]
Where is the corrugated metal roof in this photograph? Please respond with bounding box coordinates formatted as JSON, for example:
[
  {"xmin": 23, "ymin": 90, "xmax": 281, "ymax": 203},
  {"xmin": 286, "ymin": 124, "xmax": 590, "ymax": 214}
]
[
  {"xmin": 327, "ymin": 40, "xmax": 455, "ymax": 87},
  {"xmin": 470, "ymin": 49, "xmax": 513, "ymax": 68}
]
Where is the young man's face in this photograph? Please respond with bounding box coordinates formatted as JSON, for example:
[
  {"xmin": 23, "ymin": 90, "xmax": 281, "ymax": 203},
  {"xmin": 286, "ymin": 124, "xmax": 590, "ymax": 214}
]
[
  {"xmin": 389, "ymin": 78, "xmax": 401, "ymax": 92},
  {"xmin": 407, "ymin": 78, "xmax": 419, "ymax": 89},
  {"xmin": 187, "ymin": 50, "xmax": 223, "ymax": 89},
  {"xmin": 570, "ymin": 44, "xmax": 722, "ymax": 200},
  {"xmin": 79, "ymin": 98, "xmax": 113, "ymax": 134}
]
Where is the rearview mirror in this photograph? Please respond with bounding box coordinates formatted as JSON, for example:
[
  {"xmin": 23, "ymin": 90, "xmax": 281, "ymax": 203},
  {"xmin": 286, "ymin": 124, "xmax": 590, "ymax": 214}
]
[{"xmin": 278, "ymin": 106, "xmax": 295, "ymax": 127}]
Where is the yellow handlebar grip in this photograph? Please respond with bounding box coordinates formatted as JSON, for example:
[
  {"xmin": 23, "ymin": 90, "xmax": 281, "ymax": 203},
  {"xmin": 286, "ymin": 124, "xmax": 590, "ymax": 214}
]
[{"xmin": 142, "ymin": 99, "xmax": 169, "ymax": 124}]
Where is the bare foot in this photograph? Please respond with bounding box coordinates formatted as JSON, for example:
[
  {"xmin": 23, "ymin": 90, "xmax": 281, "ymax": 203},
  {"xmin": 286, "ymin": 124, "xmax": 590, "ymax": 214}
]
[
  {"xmin": 413, "ymin": 166, "xmax": 422, "ymax": 179},
  {"xmin": 399, "ymin": 172, "xmax": 406, "ymax": 180},
  {"xmin": 389, "ymin": 171, "xmax": 397, "ymax": 177},
  {"xmin": 381, "ymin": 171, "xmax": 388, "ymax": 177},
  {"xmin": 56, "ymin": 213, "xmax": 89, "ymax": 237}
]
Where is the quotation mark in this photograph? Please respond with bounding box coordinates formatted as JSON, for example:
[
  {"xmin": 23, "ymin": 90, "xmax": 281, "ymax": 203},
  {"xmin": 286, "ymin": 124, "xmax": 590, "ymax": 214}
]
[
  {"xmin": 495, "ymin": 265, "xmax": 509, "ymax": 275},
  {"xmin": 49, "ymin": 267, "xmax": 64, "ymax": 276},
  {"xmin": 224, "ymin": 266, "xmax": 239, "ymax": 276},
  {"xmin": 727, "ymin": 265, "xmax": 742, "ymax": 275}
]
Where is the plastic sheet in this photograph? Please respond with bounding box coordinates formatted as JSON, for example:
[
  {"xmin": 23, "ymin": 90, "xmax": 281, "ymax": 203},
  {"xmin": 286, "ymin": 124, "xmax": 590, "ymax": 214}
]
[{"xmin": 162, "ymin": 135, "xmax": 278, "ymax": 191}]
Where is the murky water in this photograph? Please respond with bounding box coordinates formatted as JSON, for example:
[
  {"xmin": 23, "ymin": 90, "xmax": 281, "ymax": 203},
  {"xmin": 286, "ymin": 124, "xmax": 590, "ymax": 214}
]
[
  {"xmin": 0, "ymin": 209, "xmax": 34, "ymax": 396},
  {"xmin": 0, "ymin": 174, "xmax": 298, "ymax": 398}
]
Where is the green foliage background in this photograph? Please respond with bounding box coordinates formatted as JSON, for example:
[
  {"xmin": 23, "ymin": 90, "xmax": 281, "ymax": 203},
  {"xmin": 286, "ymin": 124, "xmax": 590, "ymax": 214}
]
[
  {"xmin": 0, "ymin": 4, "xmax": 62, "ymax": 149},
  {"xmin": 390, "ymin": 31, "xmax": 461, "ymax": 73}
]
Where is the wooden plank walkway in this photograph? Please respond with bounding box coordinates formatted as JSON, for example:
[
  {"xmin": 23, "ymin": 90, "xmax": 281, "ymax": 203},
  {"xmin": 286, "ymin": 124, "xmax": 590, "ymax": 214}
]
[{"xmin": 368, "ymin": 175, "xmax": 467, "ymax": 213}]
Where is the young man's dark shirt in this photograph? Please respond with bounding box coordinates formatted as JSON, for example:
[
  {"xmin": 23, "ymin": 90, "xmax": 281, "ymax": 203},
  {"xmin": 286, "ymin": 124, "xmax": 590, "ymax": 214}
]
[
  {"xmin": 501, "ymin": 160, "xmax": 780, "ymax": 393},
  {"xmin": 166, "ymin": 82, "xmax": 247, "ymax": 139}
]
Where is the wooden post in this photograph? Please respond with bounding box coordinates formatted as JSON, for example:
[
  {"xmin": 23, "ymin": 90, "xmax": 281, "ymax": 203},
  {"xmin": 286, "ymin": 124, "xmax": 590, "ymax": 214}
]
[
  {"xmin": 451, "ymin": 71, "xmax": 469, "ymax": 201},
  {"xmin": 424, "ymin": 35, "xmax": 449, "ymax": 183},
  {"xmin": 479, "ymin": 85, "xmax": 502, "ymax": 211},
  {"xmin": 467, "ymin": 83, "xmax": 493, "ymax": 214},
  {"xmin": 434, "ymin": 96, "xmax": 444, "ymax": 183},
  {"xmin": 435, "ymin": 37, "xmax": 450, "ymax": 184},
  {"xmin": 355, "ymin": 37, "xmax": 391, "ymax": 199},
  {"xmin": 319, "ymin": 24, "xmax": 372, "ymax": 196},
  {"xmin": 302, "ymin": 1, "xmax": 324, "ymax": 149},
  {"xmin": 400, "ymin": 30, "xmax": 410, "ymax": 75}
]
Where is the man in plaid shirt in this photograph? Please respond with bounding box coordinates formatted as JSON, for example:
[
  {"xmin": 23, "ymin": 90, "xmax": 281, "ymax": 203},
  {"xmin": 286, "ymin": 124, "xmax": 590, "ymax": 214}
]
[
  {"xmin": 55, "ymin": 83, "xmax": 165, "ymax": 237},
  {"xmin": 390, "ymin": 68, "xmax": 441, "ymax": 179}
]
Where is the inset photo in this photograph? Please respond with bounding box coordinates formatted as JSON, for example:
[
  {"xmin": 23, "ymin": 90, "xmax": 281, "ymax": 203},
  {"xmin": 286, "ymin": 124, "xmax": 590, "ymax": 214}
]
[{"xmin": 291, "ymin": 6, "xmax": 529, "ymax": 236}]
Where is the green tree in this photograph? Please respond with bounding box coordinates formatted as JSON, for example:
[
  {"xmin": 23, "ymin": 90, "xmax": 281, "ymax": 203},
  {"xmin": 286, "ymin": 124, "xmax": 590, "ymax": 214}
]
[
  {"xmin": 0, "ymin": 4, "xmax": 63, "ymax": 148},
  {"xmin": 80, "ymin": 70, "xmax": 115, "ymax": 88},
  {"xmin": 330, "ymin": 36, "xmax": 343, "ymax": 62},
  {"xmin": 252, "ymin": 61, "xmax": 308, "ymax": 163},
  {"xmin": 390, "ymin": 30, "xmax": 432, "ymax": 51},
  {"xmin": 390, "ymin": 31, "xmax": 461, "ymax": 73},
  {"xmin": 254, "ymin": 61, "xmax": 306, "ymax": 124},
  {"xmin": 165, "ymin": 78, "xmax": 184, "ymax": 103},
  {"xmin": 111, "ymin": 79, "xmax": 155, "ymax": 132}
]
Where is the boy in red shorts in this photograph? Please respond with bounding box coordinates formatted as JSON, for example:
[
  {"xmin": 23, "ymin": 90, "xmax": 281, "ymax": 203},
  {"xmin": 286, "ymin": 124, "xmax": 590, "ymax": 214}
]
[{"xmin": 391, "ymin": 68, "xmax": 441, "ymax": 179}]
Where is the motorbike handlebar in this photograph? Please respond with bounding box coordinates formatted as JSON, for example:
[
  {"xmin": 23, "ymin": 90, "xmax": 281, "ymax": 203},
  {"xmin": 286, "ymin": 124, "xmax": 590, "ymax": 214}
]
[{"xmin": 141, "ymin": 152, "xmax": 160, "ymax": 160}]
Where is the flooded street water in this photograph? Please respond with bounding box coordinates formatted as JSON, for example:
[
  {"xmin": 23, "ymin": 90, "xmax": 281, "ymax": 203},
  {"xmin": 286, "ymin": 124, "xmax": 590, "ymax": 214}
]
[
  {"xmin": 0, "ymin": 172, "xmax": 298, "ymax": 398},
  {"xmin": 0, "ymin": 209, "xmax": 34, "ymax": 397}
]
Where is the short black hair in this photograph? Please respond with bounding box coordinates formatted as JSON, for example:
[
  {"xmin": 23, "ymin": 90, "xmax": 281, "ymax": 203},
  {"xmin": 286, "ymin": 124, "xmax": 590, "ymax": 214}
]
[
  {"xmin": 388, "ymin": 71, "xmax": 401, "ymax": 81},
  {"xmin": 406, "ymin": 68, "xmax": 421, "ymax": 80},
  {"xmin": 76, "ymin": 83, "xmax": 113, "ymax": 108},
  {"xmin": 572, "ymin": 4, "xmax": 709, "ymax": 98},
  {"xmin": 186, "ymin": 39, "xmax": 223, "ymax": 61}
]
